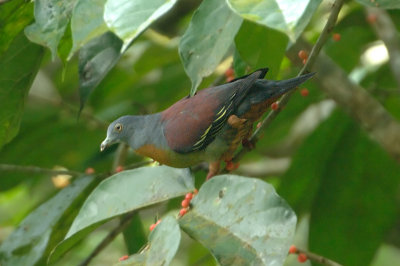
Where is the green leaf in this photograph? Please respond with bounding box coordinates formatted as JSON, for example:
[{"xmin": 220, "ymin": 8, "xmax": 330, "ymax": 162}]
[
  {"xmin": 226, "ymin": 0, "xmax": 321, "ymax": 40},
  {"xmin": 24, "ymin": 0, "xmax": 77, "ymax": 60},
  {"xmin": 122, "ymin": 214, "xmax": 147, "ymax": 254},
  {"xmin": 355, "ymin": 0, "xmax": 400, "ymax": 9},
  {"xmin": 0, "ymin": 32, "xmax": 44, "ymax": 150},
  {"xmin": 179, "ymin": 0, "xmax": 243, "ymax": 95},
  {"xmin": 49, "ymin": 166, "xmax": 194, "ymax": 263},
  {"xmin": 279, "ymin": 110, "xmax": 400, "ymax": 265},
  {"xmin": 0, "ymin": 0, "xmax": 34, "ymax": 54},
  {"xmin": 0, "ymin": 176, "xmax": 97, "ymax": 266},
  {"xmin": 235, "ymin": 20, "xmax": 288, "ymax": 79},
  {"xmin": 104, "ymin": 0, "xmax": 178, "ymax": 51},
  {"xmin": 78, "ymin": 32, "xmax": 122, "ymax": 111},
  {"xmin": 69, "ymin": 0, "xmax": 109, "ymax": 58},
  {"xmin": 179, "ymin": 175, "xmax": 296, "ymax": 266},
  {"xmin": 117, "ymin": 215, "xmax": 181, "ymax": 266}
]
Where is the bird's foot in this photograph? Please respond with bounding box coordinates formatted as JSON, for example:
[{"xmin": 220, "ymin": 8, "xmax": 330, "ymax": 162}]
[
  {"xmin": 206, "ymin": 160, "xmax": 221, "ymax": 180},
  {"xmin": 225, "ymin": 159, "xmax": 240, "ymax": 171},
  {"xmin": 242, "ymin": 138, "xmax": 255, "ymax": 150}
]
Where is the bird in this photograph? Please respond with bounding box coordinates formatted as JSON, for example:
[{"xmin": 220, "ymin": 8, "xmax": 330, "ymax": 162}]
[{"xmin": 100, "ymin": 68, "xmax": 314, "ymax": 179}]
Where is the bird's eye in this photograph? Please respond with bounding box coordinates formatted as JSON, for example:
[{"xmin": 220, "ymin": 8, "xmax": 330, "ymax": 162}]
[{"xmin": 114, "ymin": 123, "xmax": 123, "ymax": 133}]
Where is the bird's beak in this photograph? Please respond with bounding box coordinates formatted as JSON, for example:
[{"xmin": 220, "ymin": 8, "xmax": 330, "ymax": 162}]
[{"xmin": 100, "ymin": 138, "xmax": 110, "ymax": 152}]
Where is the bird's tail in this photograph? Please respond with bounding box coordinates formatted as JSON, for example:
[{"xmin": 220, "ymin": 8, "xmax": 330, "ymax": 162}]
[{"xmin": 261, "ymin": 72, "xmax": 316, "ymax": 98}]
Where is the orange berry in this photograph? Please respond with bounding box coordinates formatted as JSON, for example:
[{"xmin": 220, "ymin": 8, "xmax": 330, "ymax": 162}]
[
  {"xmin": 179, "ymin": 208, "xmax": 188, "ymax": 217},
  {"xmin": 156, "ymin": 219, "xmax": 161, "ymax": 225},
  {"xmin": 85, "ymin": 167, "xmax": 95, "ymax": 174},
  {"xmin": 288, "ymin": 245, "xmax": 297, "ymax": 254},
  {"xmin": 181, "ymin": 199, "xmax": 190, "ymax": 208},
  {"xmin": 226, "ymin": 76, "xmax": 235, "ymax": 82},
  {"xmin": 297, "ymin": 253, "xmax": 307, "ymax": 263},
  {"xmin": 302, "ymin": 58, "xmax": 307, "ymax": 65},
  {"xmin": 225, "ymin": 68, "xmax": 234, "ymax": 77},
  {"xmin": 185, "ymin": 192, "xmax": 193, "ymax": 200},
  {"xmin": 256, "ymin": 122, "xmax": 262, "ymax": 129},
  {"xmin": 115, "ymin": 165, "xmax": 124, "ymax": 173},
  {"xmin": 367, "ymin": 13, "xmax": 377, "ymax": 24},
  {"xmin": 226, "ymin": 161, "xmax": 240, "ymax": 171},
  {"xmin": 298, "ymin": 50, "xmax": 308, "ymax": 60},
  {"xmin": 193, "ymin": 189, "xmax": 198, "ymax": 195},
  {"xmin": 271, "ymin": 102, "xmax": 279, "ymax": 110},
  {"xmin": 332, "ymin": 33, "xmax": 341, "ymax": 41},
  {"xmin": 300, "ymin": 88, "xmax": 309, "ymax": 97},
  {"xmin": 119, "ymin": 255, "xmax": 129, "ymax": 261},
  {"xmin": 149, "ymin": 223, "xmax": 156, "ymax": 231}
]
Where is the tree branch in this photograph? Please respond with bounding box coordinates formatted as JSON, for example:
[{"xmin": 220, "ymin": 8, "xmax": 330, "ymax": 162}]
[
  {"xmin": 231, "ymin": 0, "xmax": 345, "ymax": 164},
  {"xmin": 286, "ymin": 39, "xmax": 400, "ymax": 162},
  {"xmin": 293, "ymin": 247, "xmax": 343, "ymax": 266},
  {"xmin": 366, "ymin": 7, "xmax": 400, "ymax": 91},
  {"xmin": 0, "ymin": 164, "xmax": 82, "ymax": 176},
  {"xmin": 78, "ymin": 211, "xmax": 137, "ymax": 266}
]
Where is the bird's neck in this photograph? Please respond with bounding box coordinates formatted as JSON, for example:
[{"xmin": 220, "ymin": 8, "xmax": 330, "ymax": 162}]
[{"xmin": 128, "ymin": 113, "xmax": 167, "ymax": 150}]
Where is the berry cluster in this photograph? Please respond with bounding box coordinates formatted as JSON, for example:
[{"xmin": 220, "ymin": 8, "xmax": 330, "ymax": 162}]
[
  {"xmin": 179, "ymin": 189, "xmax": 198, "ymax": 217},
  {"xmin": 288, "ymin": 244, "xmax": 308, "ymax": 263}
]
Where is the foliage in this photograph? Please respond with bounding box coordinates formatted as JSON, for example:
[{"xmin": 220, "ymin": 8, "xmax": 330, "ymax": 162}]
[{"xmin": 1, "ymin": 0, "xmax": 400, "ymax": 265}]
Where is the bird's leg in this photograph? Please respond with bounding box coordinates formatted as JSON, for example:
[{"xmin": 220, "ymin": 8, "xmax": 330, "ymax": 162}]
[
  {"xmin": 224, "ymin": 159, "xmax": 240, "ymax": 171},
  {"xmin": 206, "ymin": 160, "xmax": 221, "ymax": 180}
]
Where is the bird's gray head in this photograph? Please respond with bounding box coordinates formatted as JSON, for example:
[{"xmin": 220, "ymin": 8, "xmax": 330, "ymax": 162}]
[{"xmin": 100, "ymin": 116, "xmax": 135, "ymax": 151}]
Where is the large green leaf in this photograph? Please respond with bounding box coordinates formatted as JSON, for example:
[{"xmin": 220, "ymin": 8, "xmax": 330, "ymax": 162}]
[
  {"xmin": 122, "ymin": 214, "xmax": 147, "ymax": 254},
  {"xmin": 116, "ymin": 215, "xmax": 181, "ymax": 266},
  {"xmin": 235, "ymin": 20, "xmax": 288, "ymax": 79},
  {"xmin": 0, "ymin": 176, "xmax": 97, "ymax": 266},
  {"xmin": 179, "ymin": 175, "xmax": 296, "ymax": 266},
  {"xmin": 279, "ymin": 111, "xmax": 400, "ymax": 265},
  {"xmin": 49, "ymin": 166, "xmax": 194, "ymax": 263},
  {"xmin": 78, "ymin": 31, "xmax": 122, "ymax": 111},
  {"xmin": 69, "ymin": 0, "xmax": 109, "ymax": 58},
  {"xmin": 0, "ymin": 0, "xmax": 33, "ymax": 54},
  {"xmin": 24, "ymin": 0, "xmax": 77, "ymax": 59},
  {"xmin": 104, "ymin": 0, "xmax": 178, "ymax": 51},
  {"xmin": 356, "ymin": 0, "xmax": 400, "ymax": 9},
  {"xmin": 226, "ymin": 0, "xmax": 321, "ymax": 40},
  {"xmin": 179, "ymin": 0, "xmax": 243, "ymax": 95},
  {"xmin": 0, "ymin": 32, "xmax": 44, "ymax": 150}
]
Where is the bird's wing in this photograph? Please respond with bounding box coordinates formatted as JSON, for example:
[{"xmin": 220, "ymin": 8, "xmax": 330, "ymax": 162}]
[{"xmin": 161, "ymin": 69, "xmax": 266, "ymax": 154}]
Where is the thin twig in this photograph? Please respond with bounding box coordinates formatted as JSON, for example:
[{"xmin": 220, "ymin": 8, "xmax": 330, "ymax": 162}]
[
  {"xmin": 231, "ymin": 0, "xmax": 345, "ymax": 163},
  {"xmin": 365, "ymin": 7, "xmax": 400, "ymax": 91},
  {"xmin": 0, "ymin": 164, "xmax": 82, "ymax": 176},
  {"xmin": 112, "ymin": 143, "xmax": 129, "ymax": 171},
  {"xmin": 78, "ymin": 211, "xmax": 137, "ymax": 266},
  {"xmin": 294, "ymin": 247, "xmax": 343, "ymax": 266}
]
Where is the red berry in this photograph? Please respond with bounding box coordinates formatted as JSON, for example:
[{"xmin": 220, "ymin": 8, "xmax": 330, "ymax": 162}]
[
  {"xmin": 179, "ymin": 208, "xmax": 188, "ymax": 217},
  {"xmin": 367, "ymin": 13, "xmax": 377, "ymax": 24},
  {"xmin": 85, "ymin": 167, "xmax": 95, "ymax": 174},
  {"xmin": 156, "ymin": 219, "xmax": 161, "ymax": 225},
  {"xmin": 185, "ymin": 193, "xmax": 193, "ymax": 200},
  {"xmin": 149, "ymin": 223, "xmax": 156, "ymax": 231},
  {"xmin": 298, "ymin": 50, "xmax": 308, "ymax": 60},
  {"xmin": 332, "ymin": 33, "xmax": 341, "ymax": 41},
  {"xmin": 181, "ymin": 199, "xmax": 190, "ymax": 208},
  {"xmin": 225, "ymin": 68, "xmax": 234, "ymax": 77},
  {"xmin": 256, "ymin": 122, "xmax": 262, "ymax": 129},
  {"xmin": 288, "ymin": 245, "xmax": 297, "ymax": 254},
  {"xmin": 226, "ymin": 161, "xmax": 240, "ymax": 171},
  {"xmin": 193, "ymin": 189, "xmax": 198, "ymax": 195},
  {"xmin": 119, "ymin": 255, "xmax": 129, "ymax": 261},
  {"xmin": 271, "ymin": 102, "xmax": 279, "ymax": 110},
  {"xmin": 300, "ymin": 88, "xmax": 309, "ymax": 97},
  {"xmin": 115, "ymin": 165, "xmax": 124, "ymax": 173},
  {"xmin": 297, "ymin": 253, "xmax": 307, "ymax": 263}
]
